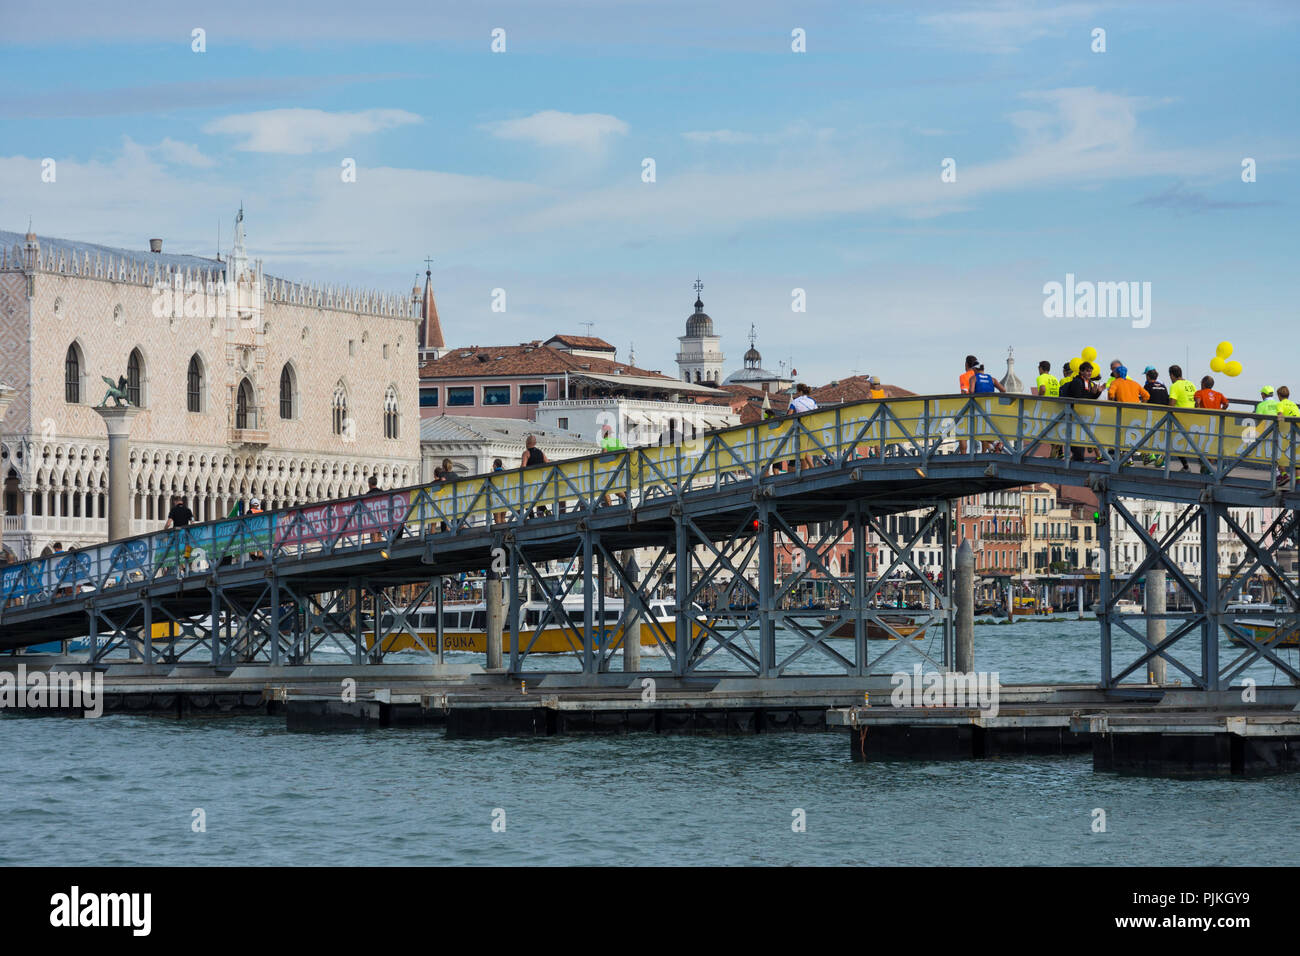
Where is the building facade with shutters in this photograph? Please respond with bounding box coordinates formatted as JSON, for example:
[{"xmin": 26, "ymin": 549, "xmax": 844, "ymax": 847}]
[{"xmin": 0, "ymin": 216, "xmax": 421, "ymax": 559}]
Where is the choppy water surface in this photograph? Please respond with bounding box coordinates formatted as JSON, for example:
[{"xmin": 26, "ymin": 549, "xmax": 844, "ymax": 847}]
[{"xmin": 2, "ymin": 620, "xmax": 1297, "ymax": 866}]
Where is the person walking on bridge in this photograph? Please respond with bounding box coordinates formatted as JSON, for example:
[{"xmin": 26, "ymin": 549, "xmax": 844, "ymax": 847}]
[
  {"xmin": 1254, "ymin": 386, "xmax": 1278, "ymax": 416},
  {"xmin": 1033, "ymin": 361, "xmax": 1059, "ymax": 398},
  {"xmin": 1168, "ymin": 366, "xmax": 1196, "ymax": 471},
  {"xmin": 1140, "ymin": 367, "xmax": 1171, "ymax": 466},
  {"xmin": 1193, "ymin": 376, "xmax": 1229, "ymax": 474},
  {"xmin": 1063, "ymin": 361, "xmax": 1100, "ymax": 462},
  {"xmin": 1272, "ymin": 387, "xmax": 1299, "ymax": 486},
  {"xmin": 959, "ymin": 355, "xmax": 979, "ymax": 394},
  {"xmin": 1195, "ymin": 376, "xmax": 1228, "ymax": 411},
  {"xmin": 788, "ymin": 383, "xmax": 819, "ymax": 470},
  {"xmin": 1106, "ymin": 366, "xmax": 1148, "ymax": 404},
  {"xmin": 1106, "ymin": 367, "xmax": 1148, "ymax": 465}
]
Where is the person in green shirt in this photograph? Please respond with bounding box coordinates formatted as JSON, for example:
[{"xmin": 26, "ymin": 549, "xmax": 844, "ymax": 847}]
[
  {"xmin": 1276, "ymin": 386, "xmax": 1299, "ymax": 418},
  {"xmin": 1168, "ymin": 365, "xmax": 1196, "ymax": 408},
  {"xmin": 1167, "ymin": 365, "xmax": 1196, "ymax": 471},
  {"xmin": 1275, "ymin": 386, "xmax": 1299, "ymax": 486},
  {"xmin": 1034, "ymin": 360, "xmax": 1060, "ymax": 398},
  {"xmin": 599, "ymin": 424, "xmax": 626, "ymax": 452},
  {"xmin": 1255, "ymin": 386, "xmax": 1279, "ymax": 416}
]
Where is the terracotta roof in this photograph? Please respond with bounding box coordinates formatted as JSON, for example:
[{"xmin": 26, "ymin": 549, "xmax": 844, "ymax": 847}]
[
  {"xmin": 544, "ymin": 334, "xmax": 616, "ymax": 351},
  {"xmin": 1054, "ymin": 485, "xmax": 1099, "ymax": 508},
  {"xmin": 810, "ymin": 376, "xmax": 915, "ymax": 404},
  {"xmin": 419, "ymin": 343, "xmax": 683, "ymax": 388}
]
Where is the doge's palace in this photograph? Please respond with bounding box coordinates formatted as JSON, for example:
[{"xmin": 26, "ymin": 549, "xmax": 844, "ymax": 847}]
[{"xmin": 0, "ymin": 211, "xmax": 422, "ymax": 560}]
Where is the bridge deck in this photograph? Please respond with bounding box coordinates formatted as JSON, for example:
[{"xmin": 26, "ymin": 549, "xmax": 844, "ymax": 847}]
[{"xmin": 3, "ymin": 394, "xmax": 1296, "ymax": 652}]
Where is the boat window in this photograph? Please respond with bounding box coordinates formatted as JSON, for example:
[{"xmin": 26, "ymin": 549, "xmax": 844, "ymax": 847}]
[
  {"xmin": 470, "ymin": 611, "xmax": 486, "ymax": 630},
  {"xmin": 379, "ymin": 614, "xmax": 396, "ymax": 631},
  {"xmin": 525, "ymin": 609, "xmax": 541, "ymax": 627}
]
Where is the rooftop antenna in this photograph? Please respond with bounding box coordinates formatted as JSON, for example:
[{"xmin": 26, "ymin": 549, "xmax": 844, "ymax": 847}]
[{"xmin": 580, "ymin": 321, "xmax": 595, "ymax": 337}]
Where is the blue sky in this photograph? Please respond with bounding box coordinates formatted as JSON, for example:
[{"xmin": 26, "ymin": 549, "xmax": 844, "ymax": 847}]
[{"xmin": 2, "ymin": 0, "xmax": 1296, "ymax": 394}]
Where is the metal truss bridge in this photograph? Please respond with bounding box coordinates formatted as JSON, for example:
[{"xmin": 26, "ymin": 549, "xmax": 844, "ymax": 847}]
[{"xmin": 3, "ymin": 394, "xmax": 1298, "ymax": 689}]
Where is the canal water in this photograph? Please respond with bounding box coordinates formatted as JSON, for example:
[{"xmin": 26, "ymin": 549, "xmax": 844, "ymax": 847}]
[{"xmin": 2, "ymin": 620, "xmax": 1296, "ymax": 866}]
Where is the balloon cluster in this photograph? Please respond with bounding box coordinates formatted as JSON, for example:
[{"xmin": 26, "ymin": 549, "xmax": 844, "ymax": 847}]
[
  {"xmin": 1210, "ymin": 341, "xmax": 1242, "ymax": 377},
  {"xmin": 1068, "ymin": 346, "xmax": 1099, "ymax": 374}
]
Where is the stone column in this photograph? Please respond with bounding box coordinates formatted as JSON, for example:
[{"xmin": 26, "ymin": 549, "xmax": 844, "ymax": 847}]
[
  {"xmin": 94, "ymin": 406, "xmax": 141, "ymax": 542},
  {"xmin": 1146, "ymin": 567, "xmax": 1167, "ymax": 685},
  {"xmin": 485, "ymin": 567, "xmax": 504, "ymax": 671}
]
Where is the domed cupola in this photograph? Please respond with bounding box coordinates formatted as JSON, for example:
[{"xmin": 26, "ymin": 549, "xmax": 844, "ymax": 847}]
[{"xmin": 686, "ymin": 296, "xmax": 714, "ymax": 337}]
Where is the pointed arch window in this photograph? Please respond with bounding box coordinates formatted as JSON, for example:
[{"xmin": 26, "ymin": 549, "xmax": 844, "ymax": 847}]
[
  {"xmin": 126, "ymin": 348, "xmax": 144, "ymax": 406},
  {"xmin": 279, "ymin": 364, "xmax": 296, "ymax": 420},
  {"xmin": 332, "ymin": 381, "xmax": 348, "ymax": 436},
  {"xmin": 65, "ymin": 344, "xmax": 83, "ymax": 404},
  {"xmin": 383, "ymin": 386, "xmax": 400, "ymax": 440},
  {"xmin": 187, "ymin": 355, "xmax": 204, "ymax": 413},
  {"xmin": 235, "ymin": 378, "xmax": 255, "ymax": 429}
]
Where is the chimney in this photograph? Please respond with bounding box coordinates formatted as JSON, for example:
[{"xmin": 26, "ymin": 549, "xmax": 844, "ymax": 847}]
[{"xmin": 149, "ymin": 238, "xmax": 163, "ymax": 253}]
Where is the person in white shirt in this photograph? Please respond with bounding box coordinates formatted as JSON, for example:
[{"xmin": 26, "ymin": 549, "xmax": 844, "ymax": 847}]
[{"xmin": 787, "ymin": 383, "xmax": 819, "ymax": 469}]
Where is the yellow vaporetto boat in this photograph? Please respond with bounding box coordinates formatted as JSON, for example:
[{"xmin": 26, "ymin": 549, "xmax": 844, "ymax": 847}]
[{"xmin": 364, "ymin": 595, "xmax": 710, "ymax": 655}]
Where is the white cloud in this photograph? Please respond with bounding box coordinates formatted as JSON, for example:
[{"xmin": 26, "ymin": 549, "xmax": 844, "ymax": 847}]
[
  {"xmin": 682, "ymin": 129, "xmax": 759, "ymax": 144},
  {"xmin": 151, "ymin": 137, "xmax": 217, "ymax": 167},
  {"xmin": 482, "ymin": 110, "xmax": 628, "ymax": 151},
  {"xmin": 203, "ymin": 108, "xmax": 422, "ymax": 154},
  {"xmin": 682, "ymin": 125, "xmax": 835, "ymax": 146},
  {"xmin": 919, "ymin": 1, "xmax": 1099, "ymax": 54}
]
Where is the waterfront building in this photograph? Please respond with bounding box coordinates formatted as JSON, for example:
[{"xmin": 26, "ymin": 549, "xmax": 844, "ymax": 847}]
[
  {"xmin": 418, "ymin": 338, "xmax": 735, "ymax": 446},
  {"xmin": 419, "ymin": 415, "xmax": 598, "ymax": 481},
  {"xmin": 0, "ymin": 215, "xmax": 421, "ymax": 559},
  {"xmin": 956, "ymin": 490, "xmax": 1026, "ymax": 599}
]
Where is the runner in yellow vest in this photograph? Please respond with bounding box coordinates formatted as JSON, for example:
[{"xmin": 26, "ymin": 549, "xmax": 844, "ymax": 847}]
[{"xmin": 1034, "ymin": 360, "xmax": 1060, "ymax": 397}]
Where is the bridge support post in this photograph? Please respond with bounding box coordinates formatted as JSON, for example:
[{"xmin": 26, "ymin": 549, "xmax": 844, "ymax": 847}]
[
  {"xmin": 1098, "ymin": 492, "xmax": 1113, "ymax": 687},
  {"xmin": 582, "ymin": 528, "xmax": 595, "ymax": 675},
  {"xmin": 269, "ymin": 576, "xmax": 282, "ymax": 667},
  {"xmin": 1202, "ymin": 501, "xmax": 1222, "ymax": 691},
  {"xmin": 852, "ymin": 503, "xmax": 867, "ymax": 676},
  {"xmin": 351, "ymin": 579, "xmax": 364, "ymax": 666},
  {"xmin": 508, "ymin": 546, "xmax": 520, "ymax": 674},
  {"xmin": 485, "ymin": 567, "xmax": 504, "ymax": 671},
  {"xmin": 1146, "ymin": 567, "xmax": 1166, "ymax": 685},
  {"xmin": 209, "ymin": 585, "xmax": 221, "ymax": 666},
  {"xmin": 956, "ymin": 539, "xmax": 974, "ymax": 673},
  {"xmin": 672, "ymin": 511, "xmax": 689, "ymax": 677},
  {"xmin": 623, "ymin": 551, "xmax": 642, "ymax": 674},
  {"xmin": 139, "ymin": 591, "xmax": 152, "ymax": 666},
  {"xmin": 940, "ymin": 501, "xmax": 954, "ymax": 670},
  {"xmin": 757, "ymin": 501, "xmax": 776, "ymax": 678}
]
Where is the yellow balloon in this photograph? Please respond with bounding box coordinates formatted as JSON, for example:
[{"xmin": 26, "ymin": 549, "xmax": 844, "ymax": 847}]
[
  {"xmin": 1225, "ymin": 360, "xmax": 1243, "ymax": 377},
  {"xmin": 1069, "ymin": 357, "xmax": 1082, "ymax": 372},
  {"xmin": 1210, "ymin": 356, "xmax": 1226, "ymax": 373},
  {"xmin": 1216, "ymin": 341, "xmax": 1233, "ymax": 359},
  {"xmin": 1081, "ymin": 346, "xmax": 1098, "ymax": 363}
]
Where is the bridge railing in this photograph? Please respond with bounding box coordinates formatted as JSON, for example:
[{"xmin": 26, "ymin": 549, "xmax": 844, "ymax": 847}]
[{"xmin": 2, "ymin": 394, "xmax": 1296, "ymax": 616}]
